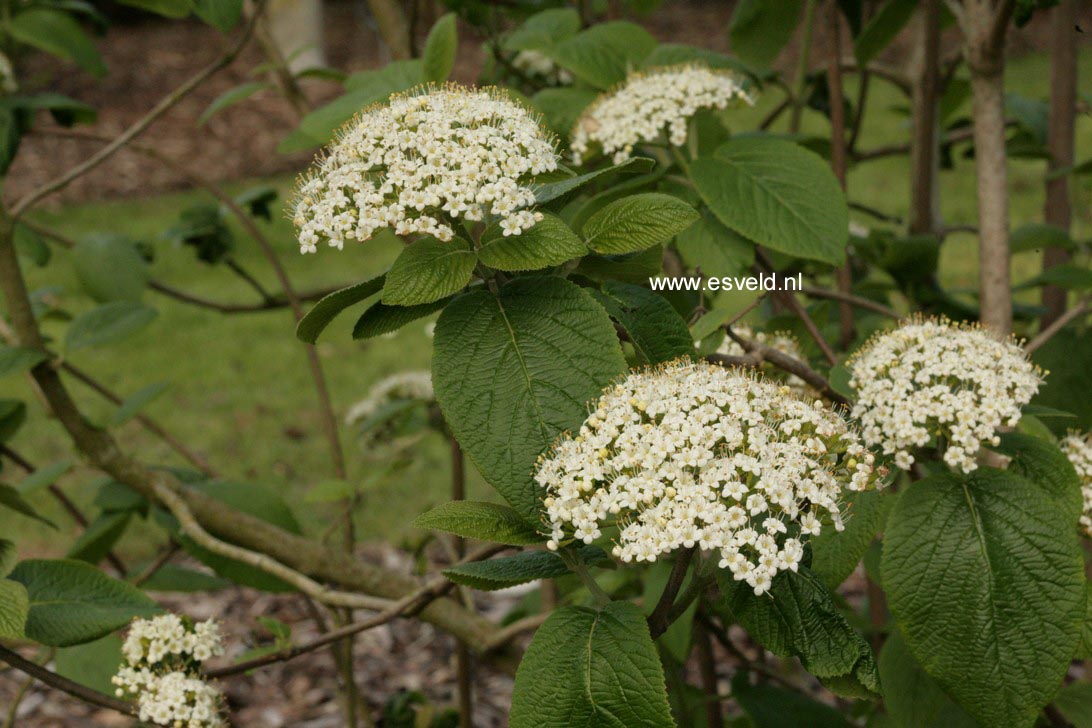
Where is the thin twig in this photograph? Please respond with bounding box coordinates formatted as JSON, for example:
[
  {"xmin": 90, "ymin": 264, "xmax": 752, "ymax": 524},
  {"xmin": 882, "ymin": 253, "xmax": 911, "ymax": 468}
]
[
  {"xmin": 648, "ymin": 548, "xmax": 694, "ymax": 638},
  {"xmin": 801, "ymin": 286, "xmax": 902, "ymax": 320},
  {"xmin": 1027, "ymin": 297, "xmax": 1090, "ymax": 354},
  {"xmin": 482, "ymin": 613, "xmax": 550, "ymax": 652},
  {"xmin": 130, "ymin": 542, "xmax": 181, "ymax": 587},
  {"xmin": 720, "ymin": 329, "xmax": 852, "ymax": 408},
  {"xmin": 0, "ymin": 645, "xmax": 136, "ymax": 717},
  {"xmin": 9, "ymin": 3, "xmax": 265, "ymax": 217},
  {"xmin": 754, "ymin": 252, "xmax": 838, "ymax": 366}
]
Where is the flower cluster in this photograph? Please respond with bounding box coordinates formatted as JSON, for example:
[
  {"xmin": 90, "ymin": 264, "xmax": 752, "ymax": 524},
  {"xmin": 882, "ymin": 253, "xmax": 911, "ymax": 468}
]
[
  {"xmin": 113, "ymin": 614, "xmax": 225, "ymax": 727},
  {"xmin": 571, "ymin": 64, "xmax": 753, "ymax": 165},
  {"xmin": 535, "ymin": 360, "xmax": 883, "ymax": 595},
  {"xmin": 293, "ymin": 84, "xmax": 559, "ymax": 253},
  {"xmin": 709, "ymin": 325, "xmax": 810, "ymax": 396},
  {"xmin": 848, "ymin": 318, "xmax": 1043, "ymax": 473},
  {"xmin": 345, "ymin": 370, "xmax": 434, "ymax": 425},
  {"xmin": 1061, "ymin": 432, "xmax": 1092, "ymax": 537},
  {"xmin": 511, "ymin": 49, "xmax": 573, "ymax": 85}
]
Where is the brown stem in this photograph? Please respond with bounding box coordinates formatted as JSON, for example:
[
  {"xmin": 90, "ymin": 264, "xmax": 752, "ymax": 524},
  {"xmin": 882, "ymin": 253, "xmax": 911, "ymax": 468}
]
[
  {"xmin": 648, "ymin": 547, "xmax": 694, "ymax": 639},
  {"xmin": 1041, "ymin": 0, "xmax": 1078, "ymax": 327},
  {"xmin": 717, "ymin": 330, "xmax": 852, "ymax": 408},
  {"xmin": 964, "ymin": 0, "xmax": 1016, "ymax": 334},
  {"xmin": 754, "ymin": 252, "xmax": 838, "ymax": 366},
  {"xmin": 826, "ymin": 0, "xmax": 855, "ymax": 350},
  {"xmin": 801, "ymin": 285, "xmax": 902, "ymax": 320},
  {"xmin": 0, "ymin": 645, "xmax": 136, "ymax": 717},
  {"xmin": 909, "ymin": 0, "xmax": 942, "ymax": 235},
  {"xmin": 9, "ymin": 4, "xmax": 264, "ymax": 217},
  {"xmin": 1026, "ymin": 296, "xmax": 1090, "ymax": 354}
]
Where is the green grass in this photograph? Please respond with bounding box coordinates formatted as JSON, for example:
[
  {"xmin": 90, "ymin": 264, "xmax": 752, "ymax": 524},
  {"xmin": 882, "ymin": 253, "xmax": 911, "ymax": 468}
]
[{"xmin": 4, "ymin": 49, "xmax": 1090, "ymax": 561}]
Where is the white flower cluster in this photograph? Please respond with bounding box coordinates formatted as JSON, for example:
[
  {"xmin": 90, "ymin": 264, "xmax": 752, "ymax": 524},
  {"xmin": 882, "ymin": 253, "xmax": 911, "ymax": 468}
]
[
  {"xmin": 512, "ymin": 50, "xmax": 573, "ymax": 85},
  {"xmin": 293, "ymin": 84, "xmax": 559, "ymax": 253},
  {"xmin": 848, "ymin": 318, "xmax": 1043, "ymax": 473},
  {"xmin": 1061, "ymin": 432, "xmax": 1092, "ymax": 537},
  {"xmin": 571, "ymin": 64, "xmax": 753, "ymax": 165},
  {"xmin": 711, "ymin": 325, "xmax": 809, "ymax": 396},
  {"xmin": 345, "ymin": 370, "xmax": 434, "ymax": 425},
  {"xmin": 535, "ymin": 360, "xmax": 883, "ymax": 595},
  {"xmin": 113, "ymin": 614, "xmax": 225, "ymax": 727}
]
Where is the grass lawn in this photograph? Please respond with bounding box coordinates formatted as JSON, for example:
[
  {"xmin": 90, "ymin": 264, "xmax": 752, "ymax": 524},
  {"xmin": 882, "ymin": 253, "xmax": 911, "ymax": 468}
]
[{"xmin": 4, "ymin": 48, "xmax": 1090, "ymax": 561}]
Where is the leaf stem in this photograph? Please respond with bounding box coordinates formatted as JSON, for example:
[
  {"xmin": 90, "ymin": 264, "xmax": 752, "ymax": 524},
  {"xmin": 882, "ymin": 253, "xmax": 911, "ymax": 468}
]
[{"xmin": 560, "ymin": 546, "xmax": 610, "ymax": 606}]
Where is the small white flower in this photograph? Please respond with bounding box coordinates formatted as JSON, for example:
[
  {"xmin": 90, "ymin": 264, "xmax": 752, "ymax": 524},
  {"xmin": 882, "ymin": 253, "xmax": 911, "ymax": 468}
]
[
  {"xmin": 570, "ymin": 64, "xmax": 753, "ymax": 165},
  {"xmin": 294, "ymin": 84, "xmax": 559, "ymax": 254},
  {"xmin": 535, "ymin": 360, "xmax": 884, "ymax": 596},
  {"xmin": 1062, "ymin": 432, "xmax": 1092, "ymax": 537},
  {"xmin": 345, "ymin": 371, "xmax": 434, "ymax": 425},
  {"xmin": 848, "ymin": 317, "xmax": 1043, "ymax": 473}
]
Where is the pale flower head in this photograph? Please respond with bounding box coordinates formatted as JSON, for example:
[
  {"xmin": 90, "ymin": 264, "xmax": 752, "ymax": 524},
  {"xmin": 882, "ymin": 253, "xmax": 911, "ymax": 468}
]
[
  {"xmin": 535, "ymin": 360, "xmax": 884, "ymax": 596},
  {"xmin": 293, "ymin": 84, "xmax": 559, "ymax": 254},
  {"xmin": 570, "ymin": 64, "xmax": 754, "ymax": 165},
  {"xmin": 345, "ymin": 370, "xmax": 434, "ymax": 426},
  {"xmin": 848, "ymin": 317, "xmax": 1043, "ymax": 473},
  {"xmin": 1061, "ymin": 432, "xmax": 1092, "ymax": 537}
]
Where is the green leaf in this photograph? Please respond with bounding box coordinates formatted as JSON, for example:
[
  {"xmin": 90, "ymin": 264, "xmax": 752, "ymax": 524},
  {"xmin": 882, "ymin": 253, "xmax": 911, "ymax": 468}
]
[
  {"xmin": 433, "ymin": 276, "xmax": 626, "ymax": 519},
  {"xmin": 55, "ymin": 635, "xmax": 123, "ymax": 695},
  {"xmin": 0, "ymin": 107, "xmax": 20, "ymax": 176},
  {"xmin": 16, "ymin": 460, "xmax": 72, "ymax": 495},
  {"xmin": 10, "ymin": 9, "xmax": 106, "ymax": 77},
  {"xmin": 0, "ymin": 399, "xmax": 26, "ymax": 442},
  {"xmin": 530, "ymin": 87, "xmax": 598, "ymax": 137},
  {"xmin": 0, "ymin": 579, "xmax": 28, "ymax": 639},
  {"xmin": 199, "ymin": 81, "xmax": 269, "ymax": 125},
  {"xmin": 479, "ymin": 213, "xmax": 586, "ymax": 272},
  {"xmin": 297, "ymin": 60, "xmax": 424, "ymax": 144},
  {"xmin": 810, "ymin": 489, "xmax": 892, "ymax": 589},
  {"xmin": 574, "ymin": 245, "xmax": 664, "ymax": 285},
  {"xmin": 422, "ymin": 13, "xmax": 457, "ymax": 82},
  {"xmin": 66, "ymin": 511, "xmax": 131, "ymax": 564},
  {"xmin": 591, "ymin": 282, "xmax": 693, "ymax": 365},
  {"xmin": 882, "ymin": 468, "xmax": 1085, "ymax": 727},
  {"xmin": 992, "ymin": 431, "xmax": 1083, "ymax": 521},
  {"xmin": 878, "ymin": 628, "xmax": 976, "ymax": 728},
  {"xmin": 93, "ymin": 480, "xmax": 146, "ymax": 514},
  {"xmin": 1016, "ymin": 263, "xmax": 1092, "ymax": 291},
  {"xmin": 728, "ymin": 0, "xmax": 802, "ymax": 69},
  {"xmin": 138, "ymin": 564, "xmax": 230, "ymax": 593},
  {"xmin": 505, "ymin": 8, "xmax": 581, "ymax": 52},
  {"xmin": 108, "ymin": 382, "xmax": 169, "ymax": 426},
  {"xmin": 9, "ymin": 559, "xmax": 161, "ymax": 646},
  {"xmin": 1055, "ymin": 682, "xmax": 1092, "ymax": 728},
  {"xmin": 0, "ymin": 484, "xmax": 56, "ymax": 528},
  {"xmin": 71, "ymin": 234, "xmax": 150, "ymax": 303},
  {"xmin": 352, "ymin": 298, "xmax": 446, "ymax": 340},
  {"xmin": 0, "ymin": 539, "xmax": 16, "ymax": 577},
  {"xmin": 1022, "ymin": 403, "xmax": 1076, "ymax": 419},
  {"xmin": 1010, "ymin": 222, "xmax": 1075, "ymax": 253},
  {"xmin": 534, "ymin": 157, "xmax": 654, "ymax": 204},
  {"xmin": 66, "ymin": 301, "xmax": 157, "ymax": 351},
  {"xmin": 1077, "ymin": 582, "xmax": 1092, "ymax": 659},
  {"xmin": 296, "ymin": 275, "xmax": 386, "ymax": 343},
  {"xmin": 583, "ymin": 193, "xmax": 698, "ymax": 255},
  {"xmin": 509, "ymin": 600, "xmax": 675, "ymax": 728},
  {"xmin": 192, "ymin": 0, "xmax": 242, "ymax": 32},
  {"xmin": 717, "ymin": 565, "xmax": 879, "ymax": 697},
  {"xmin": 382, "ymin": 237, "xmax": 476, "ymax": 306},
  {"xmin": 547, "ymin": 21, "xmax": 657, "ymax": 89},
  {"xmin": 414, "ymin": 501, "xmax": 543, "ymax": 545},
  {"xmin": 675, "ymin": 209, "xmax": 755, "ymax": 278},
  {"xmin": 14, "ymin": 223, "xmax": 51, "ymax": 267},
  {"xmin": 444, "ymin": 546, "xmax": 607, "ymax": 591},
  {"xmin": 731, "ymin": 675, "xmax": 848, "ymax": 728},
  {"xmin": 165, "ymin": 481, "xmax": 302, "ymax": 592},
  {"xmin": 692, "ymin": 137, "xmax": 849, "ymax": 266},
  {"xmin": 853, "ymin": 0, "xmax": 917, "ymax": 64},
  {"xmin": 0, "ymin": 345, "xmax": 47, "ymax": 378},
  {"xmin": 116, "ymin": 0, "xmax": 191, "ymax": 18},
  {"xmin": 641, "ymin": 43, "xmax": 755, "ymax": 75},
  {"xmin": 1032, "ymin": 329, "xmax": 1092, "ymax": 433},
  {"xmin": 9, "ymin": 92, "xmax": 97, "ymax": 127}
]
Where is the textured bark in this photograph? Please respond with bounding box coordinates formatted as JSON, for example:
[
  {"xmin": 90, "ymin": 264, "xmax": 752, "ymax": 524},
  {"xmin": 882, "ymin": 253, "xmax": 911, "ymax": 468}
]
[
  {"xmin": 1041, "ymin": 0, "xmax": 1078, "ymax": 327},
  {"xmin": 909, "ymin": 0, "xmax": 942, "ymax": 235},
  {"xmin": 964, "ymin": 0, "xmax": 1015, "ymax": 333}
]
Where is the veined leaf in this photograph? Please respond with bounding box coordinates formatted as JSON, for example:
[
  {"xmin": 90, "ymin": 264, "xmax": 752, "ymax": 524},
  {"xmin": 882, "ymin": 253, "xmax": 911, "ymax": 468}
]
[
  {"xmin": 414, "ymin": 501, "xmax": 543, "ymax": 545},
  {"xmin": 422, "ymin": 13, "xmax": 457, "ymax": 82},
  {"xmin": 478, "ymin": 213, "xmax": 586, "ymax": 272},
  {"xmin": 296, "ymin": 275, "xmax": 385, "ymax": 343},
  {"xmin": 443, "ymin": 546, "xmax": 607, "ymax": 591},
  {"xmin": 382, "ymin": 237, "xmax": 476, "ymax": 306},
  {"xmin": 879, "ymin": 629, "xmax": 976, "ymax": 728},
  {"xmin": 583, "ymin": 193, "xmax": 698, "ymax": 255},
  {"xmin": 0, "ymin": 579, "xmax": 28, "ymax": 639},
  {"xmin": 352, "ymin": 298, "xmax": 447, "ymax": 340},
  {"xmin": 591, "ymin": 281, "xmax": 693, "ymax": 364},
  {"xmin": 547, "ymin": 22, "xmax": 656, "ymax": 89}
]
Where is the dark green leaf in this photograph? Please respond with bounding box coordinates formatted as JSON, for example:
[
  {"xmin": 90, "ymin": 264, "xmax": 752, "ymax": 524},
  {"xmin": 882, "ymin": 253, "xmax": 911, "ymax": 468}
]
[
  {"xmin": 0, "ymin": 579, "xmax": 28, "ymax": 639},
  {"xmin": 728, "ymin": 0, "xmax": 802, "ymax": 69},
  {"xmin": 298, "ymin": 60, "xmax": 424, "ymax": 143},
  {"xmin": 691, "ymin": 137, "xmax": 848, "ymax": 266},
  {"xmin": 675, "ymin": 209, "xmax": 755, "ymax": 278},
  {"xmin": 14, "ymin": 224, "xmax": 51, "ymax": 266},
  {"xmin": 509, "ymin": 600, "xmax": 674, "ymax": 727},
  {"xmin": 993, "ymin": 431, "xmax": 1083, "ymax": 521},
  {"xmin": 530, "ymin": 87, "xmax": 598, "ymax": 137},
  {"xmin": 193, "ymin": 0, "xmax": 242, "ymax": 32},
  {"xmin": 732, "ymin": 674, "xmax": 848, "ymax": 728},
  {"xmin": 534, "ymin": 157, "xmax": 654, "ymax": 204},
  {"xmin": 547, "ymin": 21, "xmax": 657, "ymax": 89},
  {"xmin": 414, "ymin": 501, "xmax": 543, "ymax": 545},
  {"xmin": 55, "ymin": 635, "xmax": 123, "ymax": 695},
  {"xmin": 882, "ymin": 468, "xmax": 1085, "ymax": 727},
  {"xmin": 878, "ymin": 628, "xmax": 976, "ymax": 728},
  {"xmin": 1010, "ymin": 223, "xmax": 1075, "ymax": 254},
  {"xmin": 583, "ymin": 193, "xmax": 698, "ymax": 255},
  {"xmin": 199, "ymin": 81, "xmax": 269, "ymax": 124},
  {"xmin": 66, "ymin": 511, "xmax": 131, "ymax": 564},
  {"xmin": 116, "ymin": 0, "xmax": 191, "ymax": 18},
  {"xmin": 853, "ymin": 0, "xmax": 917, "ymax": 64},
  {"xmin": 1055, "ymin": 683, "xmax": 1092, "ymax": 728},
  {"xmin": 422, "ymin": 13, "xmax": 457, "ymax": 82},
  {"xmin": 504, "ymin": 8, "xmax": 580, "ymax": 52},
  {"xmin": 810, "ymin": 489, "xmax": 892, "ymax": 589},
  {"xmin": 382, "ymin": 237, "xmax": 476, "ymax": 306},
  {"xmin": 0, "ymin": 483, "xmax": 56, "ymax": 528},
  {"xmin": 0, "ymin": 345, "xmax": 47, "ymax": 378},
  {"xmin": 444, "ymin": 546, "xmax": 607, "ymax": 591},
  {"xmin": 72, "ymin": 234, "xmax": 149, "ymax": 303},
  {"xmin": 433, "ymin": 277, "xmax": 626, "ymax": 518},
  {"xmin": 108, "ymin": 382, "xmax": 169, "ymax": 426},
  {"xmin": 138, "ymin": 564, "xmax": 231, "ymax": 593},
  {"xmin": 1016, "ymin": 263, "xmax": 1092, "ymax": 291},
  {"xmin": 296, "ymin": 275, "xmax": 386, "ymax": 343},
  {"xmin": 352, "ymin": 298, "xmax": 445, "ymax": 339},
  {"xmin": 66, "ymin": 301, "xmax": 157, "ymax": 351},
  {"xmin": 479, "ymin": 213, "xmax": 586, "ymax": 272},
  {"xmin": 0, "ymin": 539, "xmax": 15, "ymax": 577},
  {"xmin": 9, "ymin": 559, "xmax": 160, "ymax": 646},
  {"xmin": 0, "ymin": 400, "xmax": 26, "ymax": 442},
  {"xmin": 591, "ymin": 281, "xmax": 693, "ymax": 364},
  {"xmin": 10, "ymin": 9, "xmax": 106, "ymax": 77},
  {"xmin": 16, "ymin": 460, "xmax": 72, "ymax": 495}
]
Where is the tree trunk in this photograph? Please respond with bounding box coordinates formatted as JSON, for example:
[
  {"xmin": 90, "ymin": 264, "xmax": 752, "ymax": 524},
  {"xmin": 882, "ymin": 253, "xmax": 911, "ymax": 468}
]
[
  {"xmin": 909, "ymin": 0, "xmax": 941, "ymax": 235},
  {"xmin": 1041, "ymin": 0, "xmax": 1077, "ymax": 327},
  {"xmin": 964, "ymin": 0, "xmax": 1015, "ymax": 334}
]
